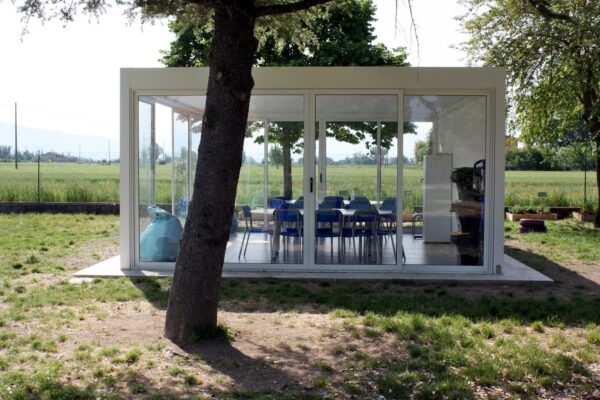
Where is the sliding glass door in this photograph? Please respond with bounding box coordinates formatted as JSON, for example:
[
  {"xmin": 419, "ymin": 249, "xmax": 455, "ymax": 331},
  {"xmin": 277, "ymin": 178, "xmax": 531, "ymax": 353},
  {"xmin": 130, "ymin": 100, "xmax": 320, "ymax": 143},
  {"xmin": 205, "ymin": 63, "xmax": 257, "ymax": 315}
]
[{"xmin": 312, "ymin": 94, "xmax": 400, "ymax": 267}]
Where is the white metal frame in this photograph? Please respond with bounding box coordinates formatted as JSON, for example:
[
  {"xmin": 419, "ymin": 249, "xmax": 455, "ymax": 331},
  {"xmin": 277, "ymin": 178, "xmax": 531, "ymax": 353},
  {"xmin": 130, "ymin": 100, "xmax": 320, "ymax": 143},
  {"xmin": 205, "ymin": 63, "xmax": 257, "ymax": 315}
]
[{"xmin": 120, "ymin": 67, "xmax": 506, "ymax": 274}]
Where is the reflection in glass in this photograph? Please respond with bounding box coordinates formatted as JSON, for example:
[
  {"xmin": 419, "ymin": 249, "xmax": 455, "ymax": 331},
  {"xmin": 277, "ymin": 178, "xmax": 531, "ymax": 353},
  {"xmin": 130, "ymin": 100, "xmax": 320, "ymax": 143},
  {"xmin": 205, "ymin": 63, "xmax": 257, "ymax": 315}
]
[{"xmin": 403, "ymin": 95, "xmax": 486, "ymax": 266}]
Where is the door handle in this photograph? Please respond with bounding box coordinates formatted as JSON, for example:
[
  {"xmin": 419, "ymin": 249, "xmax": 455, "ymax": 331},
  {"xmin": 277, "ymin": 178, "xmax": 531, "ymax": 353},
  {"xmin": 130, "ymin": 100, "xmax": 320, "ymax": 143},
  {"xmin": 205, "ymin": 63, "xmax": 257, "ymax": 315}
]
[
  {"xmin": 310, "ymin": 177, "xmax": 314, "ymax": 193},
  {"xmin": 319, "ymin": 173, "xmax": 323, "ymax": 183}
]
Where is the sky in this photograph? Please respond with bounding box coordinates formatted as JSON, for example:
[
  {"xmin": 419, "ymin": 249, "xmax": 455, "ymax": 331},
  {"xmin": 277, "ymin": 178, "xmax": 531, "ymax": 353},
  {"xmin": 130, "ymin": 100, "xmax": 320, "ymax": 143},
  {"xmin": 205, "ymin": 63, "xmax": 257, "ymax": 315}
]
[{"xmin": 0, "ymin": 0, "xmax": 470, "ymax": 159}]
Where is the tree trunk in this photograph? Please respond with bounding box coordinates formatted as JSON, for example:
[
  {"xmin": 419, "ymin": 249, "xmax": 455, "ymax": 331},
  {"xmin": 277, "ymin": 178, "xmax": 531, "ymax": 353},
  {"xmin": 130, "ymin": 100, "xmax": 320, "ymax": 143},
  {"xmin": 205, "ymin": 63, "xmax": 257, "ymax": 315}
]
[
  {"xmin": 282, "ymin": 138, "xmax": 293, "ymax": 199},
  {"xmin": 165, "ymin": 1, "xmax": 257, "ymax": 345},
  {"xmin": 594, "ymin": 136, "xmax": 600, "ymax": 229}
]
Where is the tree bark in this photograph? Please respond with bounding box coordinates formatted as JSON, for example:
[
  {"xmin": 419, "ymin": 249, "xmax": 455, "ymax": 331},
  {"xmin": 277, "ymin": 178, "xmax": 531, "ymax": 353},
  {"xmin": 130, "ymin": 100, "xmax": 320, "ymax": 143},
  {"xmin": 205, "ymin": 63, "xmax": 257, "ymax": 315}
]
[
  {"xmin": 594, "ymin": 132, "xmax": 600, "ymax": 229},
  {"xmin": 282, "ymin": 138, "xmax": 293, "ymax": 199},
  {"xmin": 165, "ymin": 0, "xmax": 257, "ymax": 345}
]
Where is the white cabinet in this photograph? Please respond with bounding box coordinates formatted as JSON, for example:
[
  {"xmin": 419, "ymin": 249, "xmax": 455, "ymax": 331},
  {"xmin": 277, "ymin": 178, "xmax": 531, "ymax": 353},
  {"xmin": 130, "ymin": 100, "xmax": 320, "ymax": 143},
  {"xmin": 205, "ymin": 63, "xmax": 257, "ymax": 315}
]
[{"xmin": 423, "ymin": 154, "xmax": 452, "ymax": 242}]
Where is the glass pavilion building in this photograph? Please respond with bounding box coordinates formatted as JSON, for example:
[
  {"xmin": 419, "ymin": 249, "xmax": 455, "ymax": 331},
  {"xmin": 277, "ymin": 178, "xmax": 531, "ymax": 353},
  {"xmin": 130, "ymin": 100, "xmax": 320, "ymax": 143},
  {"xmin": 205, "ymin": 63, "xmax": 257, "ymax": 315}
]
[{"xmin": 120, "ymin": 67, "xmax": 506, "ymax": 275}]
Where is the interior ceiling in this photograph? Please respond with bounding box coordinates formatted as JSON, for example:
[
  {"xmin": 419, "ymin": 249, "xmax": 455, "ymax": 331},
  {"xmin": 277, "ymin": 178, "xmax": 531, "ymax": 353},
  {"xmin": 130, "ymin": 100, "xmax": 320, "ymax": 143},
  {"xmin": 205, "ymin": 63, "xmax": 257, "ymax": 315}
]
[
  {"xmin": 140, "ymin": 94, "xmax": 483, "ymax": 123},
  {"xmin": 404, "ymin": 95, "xmax": 484, "ymax": 122}
]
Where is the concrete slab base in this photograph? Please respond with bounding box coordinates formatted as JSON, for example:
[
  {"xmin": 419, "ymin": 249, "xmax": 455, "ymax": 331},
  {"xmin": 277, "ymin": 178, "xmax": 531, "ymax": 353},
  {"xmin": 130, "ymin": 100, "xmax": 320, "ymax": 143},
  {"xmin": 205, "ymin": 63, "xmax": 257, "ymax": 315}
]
[{"xmin": 74, "ymin": 255, "xmax": 552, "ymax": 284}]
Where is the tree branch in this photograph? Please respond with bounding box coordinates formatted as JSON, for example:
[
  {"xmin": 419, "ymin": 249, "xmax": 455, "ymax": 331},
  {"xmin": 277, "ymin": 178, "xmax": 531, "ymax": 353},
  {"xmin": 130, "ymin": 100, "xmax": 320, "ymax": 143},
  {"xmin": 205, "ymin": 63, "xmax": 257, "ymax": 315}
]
[
  {"xmin": 256, "ymin": 0, "xmax": 334, "ymax": 17},
  {"xmin": 527, "ymin": 0, "xmax": 575, "ymax": 24}
]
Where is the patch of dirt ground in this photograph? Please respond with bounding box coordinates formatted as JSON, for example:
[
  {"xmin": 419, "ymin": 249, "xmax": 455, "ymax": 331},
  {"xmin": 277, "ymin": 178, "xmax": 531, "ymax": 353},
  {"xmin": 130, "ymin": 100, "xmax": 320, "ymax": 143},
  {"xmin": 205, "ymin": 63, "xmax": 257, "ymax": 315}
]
[{"xmin": 44, "ymin": 299, "xmax": 401, "ymax": 398}]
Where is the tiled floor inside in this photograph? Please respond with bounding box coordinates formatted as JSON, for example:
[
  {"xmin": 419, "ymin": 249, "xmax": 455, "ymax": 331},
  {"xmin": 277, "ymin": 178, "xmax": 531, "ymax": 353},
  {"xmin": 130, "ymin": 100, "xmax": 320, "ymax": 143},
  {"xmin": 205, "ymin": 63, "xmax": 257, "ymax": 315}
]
[{"xmin": 225, "ymin": 229, "xmax": 461, "ymax": 266}]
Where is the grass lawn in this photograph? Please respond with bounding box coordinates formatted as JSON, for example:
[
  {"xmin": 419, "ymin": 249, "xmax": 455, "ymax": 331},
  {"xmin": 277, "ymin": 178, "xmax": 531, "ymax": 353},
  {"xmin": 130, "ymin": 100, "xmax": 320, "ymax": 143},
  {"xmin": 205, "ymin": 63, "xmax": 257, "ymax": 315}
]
[{"xmin": 0, "ymin": 214, "xmax": 599, "ymax": 399}]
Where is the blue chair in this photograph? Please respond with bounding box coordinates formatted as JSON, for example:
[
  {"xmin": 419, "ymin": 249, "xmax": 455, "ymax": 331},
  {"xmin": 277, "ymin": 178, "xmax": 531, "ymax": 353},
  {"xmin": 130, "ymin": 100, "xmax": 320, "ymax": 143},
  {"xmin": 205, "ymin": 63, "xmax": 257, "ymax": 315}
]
[
  {"xmin": 319, "ymin": 200, "xmax": 337, "ymax": 209},
  {"xmin": 275, "ymin": 208, "xmax": 303, "ymax": 263},
  {"xmin": 354, "ymin": 196, "xmax": 370, "ymax": 204},
  {"xmin": 378, "ymin": 198, "xmax": 399, "ymax": 263},
  {"xmin": 345, "ymin": 199, "xmax": 371, "ymax": 210},
  {"xmin": 323, "ymin": 196, "xmax": 344, "ymax": 208},
  {"xmin": 315, "ymin": 209, "xmax": 342, "ymax": 262},
  {"xmin": 238, "ymin": 205, "xmax": 273, "ymax": 259},
  {"xmin": 268, "ymin": 198, "xmax": 285, "ymax": 209},
  {"xmin": 293, "ymin": 196, "xmax": 304, "ymax": 209},
  {"xmin": 342, "ymin": 209, "xmax": 378, "ymax": 263}
]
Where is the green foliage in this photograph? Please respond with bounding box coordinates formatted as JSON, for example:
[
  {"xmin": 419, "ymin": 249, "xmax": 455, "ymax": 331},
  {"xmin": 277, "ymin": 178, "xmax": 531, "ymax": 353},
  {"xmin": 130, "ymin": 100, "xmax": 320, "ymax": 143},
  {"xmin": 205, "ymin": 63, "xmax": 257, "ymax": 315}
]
[
  {"xmin": 506, "ymin": 145, "xmax": 596, "ymax": 171},
  {"xmin": 161, "ymin": 0, "xmax": 410, "ymax": 198},
  {"xmin": 267, "ymin": 145, "xmax": 283, "ymax": 168},
  {"xmin": 413, "ymin": 139, "xmax": 431, "ymax": 165},
  {"xmin": 460, "ymin": 0, "xmax": 600, "ymax": 215},
  {"xmin": 162, "ymin": 0, "xmax": 408, "ymax": 69},
  {"xmin": 460, "ymin": 0, "xmax": 600, "ymax": 146}
]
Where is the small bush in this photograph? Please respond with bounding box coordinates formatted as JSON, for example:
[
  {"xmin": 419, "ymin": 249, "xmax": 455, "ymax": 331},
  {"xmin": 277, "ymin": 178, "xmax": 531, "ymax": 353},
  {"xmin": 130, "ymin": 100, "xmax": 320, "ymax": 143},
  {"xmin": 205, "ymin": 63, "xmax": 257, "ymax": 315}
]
[
  {"xmin": 125, "ymin": 348, "xmax": 142, "ymax": 364},
  {"xmin": 183, "ymin": 374, "xmax": 197, "ymax": 386},
  {"xmin": 25, "ymin": 255, "xmax": 40, "ymax": 264},
  {"xmin": 11, "ymin": 262, "xmax": 23, "ymax": 270}
]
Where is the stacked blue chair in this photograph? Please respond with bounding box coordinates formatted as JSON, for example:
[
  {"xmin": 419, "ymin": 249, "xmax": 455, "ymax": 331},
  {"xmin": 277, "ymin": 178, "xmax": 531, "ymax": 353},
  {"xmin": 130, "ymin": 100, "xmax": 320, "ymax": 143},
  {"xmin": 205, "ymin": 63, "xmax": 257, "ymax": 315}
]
[
  {"xmin": 315, "ymin": 209, "xmax": 342, "ymax": 263},
  {"xmin": 377, "ymin": 197, "xmax": 403, "ymax": 263},
  {"xmin": 275, "ymin": 208, "xmax": 303, "ymax": 263},
  {"xmin": 342, "ymin": 209, "xmax": 378, "ymax": 263}
]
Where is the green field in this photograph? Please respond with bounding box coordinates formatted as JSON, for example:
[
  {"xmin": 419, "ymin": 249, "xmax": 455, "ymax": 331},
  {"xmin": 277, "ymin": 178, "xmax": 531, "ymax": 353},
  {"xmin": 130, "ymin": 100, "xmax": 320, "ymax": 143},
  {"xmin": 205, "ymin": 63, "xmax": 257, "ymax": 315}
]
[{"xmin": 0, "ymin": 162, "xmax": 597, "ymax": 210}]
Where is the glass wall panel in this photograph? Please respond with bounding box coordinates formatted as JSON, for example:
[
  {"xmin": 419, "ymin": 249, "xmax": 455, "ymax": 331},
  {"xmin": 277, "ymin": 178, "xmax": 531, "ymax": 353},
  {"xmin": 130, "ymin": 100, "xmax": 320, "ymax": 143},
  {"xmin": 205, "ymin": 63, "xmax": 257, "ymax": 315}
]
[
  {"xmin": 227, "ymin": 95, "xmax": 305, "ymax": 264},
  {"xmin": 314, "ymin": 95, "xmax": 398, "ymax": 265},
  {"xmin": 173, "ymin": 113, "xmax": 189, "ymax": 220},
  {"xmin": 138, "ymin": 100, "xmax": 154, "ymax": 256},
  {"xmin": 403, "ymin": 95, "xmax": 487, "ymax": 266},
  {"xmin": 154, "ymin": 104, "xmax": 173, "ymax": 205},
  {"xmin": 138, "ymin": 95, "xmax": 205, "ymax": 263}
]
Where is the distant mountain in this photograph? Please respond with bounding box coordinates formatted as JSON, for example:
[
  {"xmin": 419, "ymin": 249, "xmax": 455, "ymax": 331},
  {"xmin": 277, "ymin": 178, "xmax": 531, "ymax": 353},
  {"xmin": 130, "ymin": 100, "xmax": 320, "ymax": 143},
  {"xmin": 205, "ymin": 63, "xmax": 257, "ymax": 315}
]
[{"xmin": 0, "ymin": 122, "xmax": 119, "ymax": 161}]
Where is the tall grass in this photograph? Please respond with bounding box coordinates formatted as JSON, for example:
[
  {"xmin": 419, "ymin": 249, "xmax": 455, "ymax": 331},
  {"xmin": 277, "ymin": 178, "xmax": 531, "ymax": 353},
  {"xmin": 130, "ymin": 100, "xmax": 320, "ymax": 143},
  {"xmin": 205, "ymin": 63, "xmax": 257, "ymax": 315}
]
[{"xmin": 0, "ymin": 162, "xmax": 597, "ymax": 210}]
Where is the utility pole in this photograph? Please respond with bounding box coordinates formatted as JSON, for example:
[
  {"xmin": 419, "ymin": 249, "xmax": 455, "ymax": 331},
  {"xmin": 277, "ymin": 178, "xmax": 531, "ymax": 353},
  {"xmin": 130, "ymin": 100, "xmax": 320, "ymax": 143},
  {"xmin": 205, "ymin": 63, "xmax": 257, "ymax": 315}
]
[
  {"xmin": 108, "ymin": 140, "xmax": 111, "ymax": 165},
  {"xmin": 78, "ymin": 145, "xmax": 81, "ymax": 163},
  {"xmin": 14, "ymin": 102, "xmax": 18, "ymax": 169}
]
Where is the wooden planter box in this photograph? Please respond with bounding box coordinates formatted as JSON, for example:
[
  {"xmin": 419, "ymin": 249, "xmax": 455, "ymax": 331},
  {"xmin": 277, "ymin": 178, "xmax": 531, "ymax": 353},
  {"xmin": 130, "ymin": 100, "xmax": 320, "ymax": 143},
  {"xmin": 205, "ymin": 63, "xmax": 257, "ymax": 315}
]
[
  {"xmin": 573, "ymin": 212, "xmax": 595, "ymax": 222},
  {"xmin": 506, "ymin": 212, "xmax": 558, "ymax": 222},
  {"xmin": 549, "ymin": 207, "xmax": 582, "ymax": 220}
]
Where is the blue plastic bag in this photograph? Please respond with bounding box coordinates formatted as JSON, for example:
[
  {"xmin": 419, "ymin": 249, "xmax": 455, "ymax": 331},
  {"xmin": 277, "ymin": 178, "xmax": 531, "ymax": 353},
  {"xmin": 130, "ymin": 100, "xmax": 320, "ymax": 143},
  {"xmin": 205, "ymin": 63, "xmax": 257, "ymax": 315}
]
[{"xmin": 140, "ymin": 205, "xmax": 183, "ymax": 262}]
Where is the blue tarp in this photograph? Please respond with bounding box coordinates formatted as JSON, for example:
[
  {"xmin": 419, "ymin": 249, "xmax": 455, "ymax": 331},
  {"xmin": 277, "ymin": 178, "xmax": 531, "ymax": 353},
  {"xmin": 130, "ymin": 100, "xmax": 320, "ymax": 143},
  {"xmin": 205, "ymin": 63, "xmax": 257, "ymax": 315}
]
[{"xmin": 140, "ymin": 205, "xmax": 183, "ymax": 262}]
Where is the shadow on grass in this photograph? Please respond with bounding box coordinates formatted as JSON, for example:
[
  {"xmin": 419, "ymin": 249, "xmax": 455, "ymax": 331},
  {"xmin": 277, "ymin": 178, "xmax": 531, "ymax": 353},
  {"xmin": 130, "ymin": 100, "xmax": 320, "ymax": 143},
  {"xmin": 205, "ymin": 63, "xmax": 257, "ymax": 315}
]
[
  {"xmin": 129, "ymin": 276, "xmax": 170, "ymax": 310},
  {"xmin": 130, "ymin": 245, "xmax": 600, "ymax": 329},
  {"xmin": 505, "ymin": 244, "xmax": 600, "ymax": 295}
]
